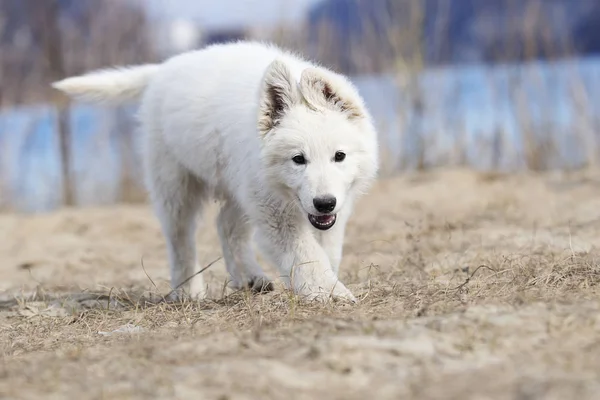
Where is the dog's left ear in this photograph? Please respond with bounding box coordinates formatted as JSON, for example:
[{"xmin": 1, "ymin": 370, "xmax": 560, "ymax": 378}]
[{"xmin": 300, "ymin": 68, "xmax": 364, "ymax": 120}]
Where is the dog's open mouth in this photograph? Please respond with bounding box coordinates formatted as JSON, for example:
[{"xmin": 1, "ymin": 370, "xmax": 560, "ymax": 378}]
[{"xmin": 308, "ymin": 214, "xmax": 337, "ymax": 230}]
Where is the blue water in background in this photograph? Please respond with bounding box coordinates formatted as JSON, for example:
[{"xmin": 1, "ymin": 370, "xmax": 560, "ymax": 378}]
[{"xmin": 2, "ymin": 57, "xmax": 600, "ymax": 212}]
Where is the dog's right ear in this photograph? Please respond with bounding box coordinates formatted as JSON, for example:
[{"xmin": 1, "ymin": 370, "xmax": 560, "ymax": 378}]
[{"xmin": 258, "ymin": 59, "xmax": 298, "ymax": 136}]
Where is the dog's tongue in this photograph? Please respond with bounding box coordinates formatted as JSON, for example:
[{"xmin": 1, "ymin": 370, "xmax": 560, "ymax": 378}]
[{"xmin": 316, "ymin": 215, "xmax": 334, "ymax": 224}]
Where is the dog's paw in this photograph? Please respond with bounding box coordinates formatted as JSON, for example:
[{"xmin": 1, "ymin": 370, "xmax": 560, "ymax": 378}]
[
  {"xmin": 165, "ymin": 285, "xmax": 208, "ymax": 303},
  {"xmin": 296, "ymin": 280, "xmax": 357, "ymax": 304},
  {"xmin": 330, "ymin": 283, "xmax": 357, "ymax": 303},
  {"xmin": 164, "ymin": 288, "xmax": 189, "ymax": 303},
  {"xmin": 247, "ymin": 276, "xmax": 275, "ymax": 293},
  {"xmin": 231, "ymin": 276, "xmax": 274, "ymax": 294}
]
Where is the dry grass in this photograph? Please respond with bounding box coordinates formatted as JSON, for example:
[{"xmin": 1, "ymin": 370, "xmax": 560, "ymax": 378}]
[{"xmin": 1, "ymin": 169, "xmax": 600, "ymax": 399}]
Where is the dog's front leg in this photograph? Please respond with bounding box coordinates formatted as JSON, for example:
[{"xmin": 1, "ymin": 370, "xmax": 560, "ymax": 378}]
[
  {"xmin": 255, "ymin": 222, "xmax": 356, "ymax": 303},
  {"xmin": 318, "ymin": 205, "xmax": 353, "ymax": 277}
]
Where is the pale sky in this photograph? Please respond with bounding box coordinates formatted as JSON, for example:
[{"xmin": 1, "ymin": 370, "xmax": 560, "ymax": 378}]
[{"xmin": 145, "ymin": 0, "xmax": 323, "ymax": 29}]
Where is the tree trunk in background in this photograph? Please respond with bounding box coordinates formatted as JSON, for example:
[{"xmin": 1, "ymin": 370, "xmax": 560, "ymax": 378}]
[
  {"xmin": 56, "ymin": 106, "xmax": 74, "ymax": 206},
  {"xmin": 33, "ymin": 0, "xmax": 75, "ymax": 206}
]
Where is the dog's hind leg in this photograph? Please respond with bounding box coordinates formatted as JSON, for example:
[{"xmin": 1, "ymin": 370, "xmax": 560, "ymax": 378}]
[
  {"xmin": 217, "ymin": 200, "xmax": 273, "ymax": 293},
  {"xmin": 146, "ymin": 149, "xmax": 208, "ymax": 300}
]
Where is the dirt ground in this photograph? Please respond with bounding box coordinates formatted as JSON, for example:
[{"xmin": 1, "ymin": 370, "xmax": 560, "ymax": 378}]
[{"xmin": 1, "ymin": 168, "xmax": 600, "ymax": 399}]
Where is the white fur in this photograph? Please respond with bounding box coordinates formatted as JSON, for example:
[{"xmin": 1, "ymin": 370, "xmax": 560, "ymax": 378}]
[
  {"xmin": 52, "ymin": 41, "xmax": 379, "ymax": 302},
  {"xmin": 52, "ymin": 65, "xmax": 160, "ymax": 104}
]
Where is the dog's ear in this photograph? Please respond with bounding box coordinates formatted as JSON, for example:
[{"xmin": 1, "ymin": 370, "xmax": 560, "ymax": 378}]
[
  {"xmin": 258, "ymin": 59, "xmax": 298, "ymax": 136},
  {"xmin": 300, "ymin": 68, "xmax": 364, "ymax": 120}
]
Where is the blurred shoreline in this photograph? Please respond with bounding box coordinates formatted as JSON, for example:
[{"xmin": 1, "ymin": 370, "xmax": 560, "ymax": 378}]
[{"xmin": 2, "ymin": 0, "xmax": 600, "ymax": 211}]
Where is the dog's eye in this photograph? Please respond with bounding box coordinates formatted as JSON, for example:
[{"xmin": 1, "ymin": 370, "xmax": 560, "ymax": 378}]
[
  {"xmin": 292, "ymin": 154, "xmax": 306, "ymax": 165},
  {"xmin": 334, "ymin": 151, "xmax": 346, "ymax": 162}
]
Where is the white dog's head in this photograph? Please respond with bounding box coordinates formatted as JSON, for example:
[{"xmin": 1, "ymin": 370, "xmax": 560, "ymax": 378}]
[{"xmin": 258, "ymin": 59, "xmax": 379, "ymax": 231}]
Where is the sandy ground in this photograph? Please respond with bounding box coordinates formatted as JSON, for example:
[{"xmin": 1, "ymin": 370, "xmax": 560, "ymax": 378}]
[{"xmin": 1, "ymin": 168, "xmax": 600, "ymax": 399}]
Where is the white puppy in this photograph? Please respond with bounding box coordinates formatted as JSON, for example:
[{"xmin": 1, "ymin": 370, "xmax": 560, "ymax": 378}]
[{"xmin": 52, "ymin": 41, "xmax": 379, "ymax": 302}]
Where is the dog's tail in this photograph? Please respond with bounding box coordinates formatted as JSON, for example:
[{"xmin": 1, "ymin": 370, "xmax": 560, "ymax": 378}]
[{"xmin": 52, "ymin": 64, "xmax": 160, "ymax": 105}]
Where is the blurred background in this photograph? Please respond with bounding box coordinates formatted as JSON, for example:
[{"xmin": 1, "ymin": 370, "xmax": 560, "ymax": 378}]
[{"xmin": 1, "ymin": 0, "xmax": 600, "ymax": 212}]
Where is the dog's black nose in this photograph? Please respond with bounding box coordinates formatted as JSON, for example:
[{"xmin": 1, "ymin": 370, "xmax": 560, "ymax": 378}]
[{"xmin": 313, "ymin": 196, "xmax": 337, "ymax": 213}]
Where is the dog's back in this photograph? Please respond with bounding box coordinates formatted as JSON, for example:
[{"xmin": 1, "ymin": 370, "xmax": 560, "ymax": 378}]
[{"xmin": 140, "ymin": 41, "xmax": 312, "ymax": 145}]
